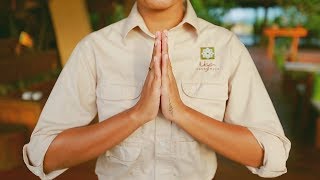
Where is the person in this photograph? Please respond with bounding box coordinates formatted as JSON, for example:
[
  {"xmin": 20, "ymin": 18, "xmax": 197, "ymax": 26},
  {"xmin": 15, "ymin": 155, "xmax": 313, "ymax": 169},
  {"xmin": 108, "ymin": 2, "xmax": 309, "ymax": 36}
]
[{"xmin": 23, "ymin": 0, "xmax": 291, "ymax": 179}]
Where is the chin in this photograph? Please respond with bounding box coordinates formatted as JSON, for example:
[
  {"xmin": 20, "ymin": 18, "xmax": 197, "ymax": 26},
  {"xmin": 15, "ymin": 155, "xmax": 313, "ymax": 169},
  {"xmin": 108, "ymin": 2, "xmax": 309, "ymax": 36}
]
[{"xmin": 138, "ymin": 0, "xmax": 182, "ymax": 10}]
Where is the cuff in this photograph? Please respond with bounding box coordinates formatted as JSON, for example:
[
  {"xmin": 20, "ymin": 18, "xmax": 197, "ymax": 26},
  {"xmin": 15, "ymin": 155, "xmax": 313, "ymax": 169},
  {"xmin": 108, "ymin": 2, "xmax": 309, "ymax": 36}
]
[
  {"xmin": 23, "ymin": 136, "xmax": 68, "ymax": 179},
  {"xmin": 246, "ymin": 128, "xmax": 291, "ymax": 178}
]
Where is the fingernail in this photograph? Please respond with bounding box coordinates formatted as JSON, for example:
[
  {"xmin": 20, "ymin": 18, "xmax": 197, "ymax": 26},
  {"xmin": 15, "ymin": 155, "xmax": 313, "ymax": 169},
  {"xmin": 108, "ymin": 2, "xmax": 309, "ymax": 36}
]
[{"xmin": 156, "ymin": 31, "xmax": 160, "ymax": 37}]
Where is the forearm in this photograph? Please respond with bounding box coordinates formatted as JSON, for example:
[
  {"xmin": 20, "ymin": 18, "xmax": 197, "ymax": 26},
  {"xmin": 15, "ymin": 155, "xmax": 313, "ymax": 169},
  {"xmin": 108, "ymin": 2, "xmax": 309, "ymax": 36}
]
[
  {"xmin": 174, "ymin": 105, "xmax": 264, "ymax": 168},
  {"xmin": 43, "ymin": 108, "xmax": 141, "ymax": 174}
]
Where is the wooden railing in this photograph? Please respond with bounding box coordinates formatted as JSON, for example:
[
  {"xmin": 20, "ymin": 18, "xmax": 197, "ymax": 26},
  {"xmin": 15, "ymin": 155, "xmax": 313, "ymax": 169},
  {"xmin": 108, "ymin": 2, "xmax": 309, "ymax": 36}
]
[{"xmin": 264, "ymin": 26, "xmax": 308, "ymax": 61}]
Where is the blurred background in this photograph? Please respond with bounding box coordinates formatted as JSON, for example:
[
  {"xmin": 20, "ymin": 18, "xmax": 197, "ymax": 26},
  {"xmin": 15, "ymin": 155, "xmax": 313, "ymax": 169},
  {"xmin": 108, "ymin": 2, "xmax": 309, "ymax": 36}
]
[{"xmin": 0, "ymin": 0, "xmax": 319, "ymax": 179}]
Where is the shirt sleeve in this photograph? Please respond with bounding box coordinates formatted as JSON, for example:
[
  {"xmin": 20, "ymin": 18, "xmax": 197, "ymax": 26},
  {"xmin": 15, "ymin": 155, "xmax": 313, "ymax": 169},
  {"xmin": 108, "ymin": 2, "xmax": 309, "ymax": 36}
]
[
  {"xmin": 223, "ymin": 34, "xmax": 291, "ymax": 178},
  {"xmin": 22, "ymin": 37, "xmax": 98, "ymax": 180}
]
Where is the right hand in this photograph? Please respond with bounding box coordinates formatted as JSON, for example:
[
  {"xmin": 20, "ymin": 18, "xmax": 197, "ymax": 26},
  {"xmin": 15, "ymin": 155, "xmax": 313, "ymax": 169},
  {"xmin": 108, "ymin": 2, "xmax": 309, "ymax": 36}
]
[{"xmin": 131, "ymin": 31, "xmax": 162, "ymax": 125}]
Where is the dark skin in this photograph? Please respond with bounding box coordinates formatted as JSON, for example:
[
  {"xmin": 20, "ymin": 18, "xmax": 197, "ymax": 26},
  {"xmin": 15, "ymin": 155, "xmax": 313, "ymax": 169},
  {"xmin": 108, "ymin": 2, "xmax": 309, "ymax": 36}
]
[{"xmin": 43, "ymin": 0, "xmax": 263, "ymax": 174}]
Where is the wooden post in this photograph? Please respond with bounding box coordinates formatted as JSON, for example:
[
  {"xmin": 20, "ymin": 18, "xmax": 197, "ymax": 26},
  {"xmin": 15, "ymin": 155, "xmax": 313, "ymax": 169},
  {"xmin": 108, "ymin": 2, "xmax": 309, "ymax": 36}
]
[
  {"xmin": 267, "ymin": 35, "xmax": 275, "ymax": 60},
  {"xmin": 290, "ymin": 37, "xmax": 300, "ymax": 61},
  {"xmin": 48, "ymin": 0, "xmax": 92, "ymax": 66}
]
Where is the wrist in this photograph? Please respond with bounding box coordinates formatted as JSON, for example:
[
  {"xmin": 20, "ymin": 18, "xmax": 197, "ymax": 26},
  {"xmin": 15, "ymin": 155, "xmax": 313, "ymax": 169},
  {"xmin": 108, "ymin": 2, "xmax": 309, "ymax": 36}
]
[
  {"xmin": 172, "ymin": 102, "xmax": 188, "ymax": 124},
  {"xmin": 128, "ymin": 106, "xmax": 143, "ymax": 128}
]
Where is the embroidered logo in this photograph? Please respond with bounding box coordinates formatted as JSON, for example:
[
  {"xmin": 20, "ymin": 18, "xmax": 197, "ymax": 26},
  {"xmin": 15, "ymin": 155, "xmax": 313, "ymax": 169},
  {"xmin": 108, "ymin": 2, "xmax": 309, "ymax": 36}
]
[
  {"xmin": 200, "ymin": 47, "xmax": 215, "ymax": 60},
  {"xmin": 197, "ymin": 47, "xmax": 220, "ymax": 72}
]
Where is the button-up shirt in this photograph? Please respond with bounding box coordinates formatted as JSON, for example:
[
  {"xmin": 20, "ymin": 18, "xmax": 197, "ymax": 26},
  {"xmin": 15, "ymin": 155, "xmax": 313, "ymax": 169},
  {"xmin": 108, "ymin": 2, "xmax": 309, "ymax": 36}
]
[{"xmin": 23, "ymin": 1, "xmax": 291, "ymax": 179}]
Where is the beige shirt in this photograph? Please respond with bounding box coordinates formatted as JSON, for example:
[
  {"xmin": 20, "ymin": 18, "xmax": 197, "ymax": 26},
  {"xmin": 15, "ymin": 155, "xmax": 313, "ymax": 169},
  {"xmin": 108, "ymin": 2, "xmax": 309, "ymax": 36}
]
[{"xmin": 23, "ymin": 1, "xmax": 291, "ymax": 179}]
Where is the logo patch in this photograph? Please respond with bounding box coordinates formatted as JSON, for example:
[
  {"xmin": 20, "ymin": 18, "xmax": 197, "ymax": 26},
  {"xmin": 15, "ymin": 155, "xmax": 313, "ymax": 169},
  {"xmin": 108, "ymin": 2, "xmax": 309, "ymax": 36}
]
[{"xmin": 200, "ymin": 47, "xmax": 215, "ymax": 60}]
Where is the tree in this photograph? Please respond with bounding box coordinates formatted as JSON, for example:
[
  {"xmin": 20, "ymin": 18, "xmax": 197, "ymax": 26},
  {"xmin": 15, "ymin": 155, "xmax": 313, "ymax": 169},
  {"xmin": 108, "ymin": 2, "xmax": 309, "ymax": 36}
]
[
  {"xmin": 277, "ymin": 0, "xmax": 320, "ymax": 38},
  {"xmin": 190, "ymin": 0, "xmax": 235, "ymax": 25}
]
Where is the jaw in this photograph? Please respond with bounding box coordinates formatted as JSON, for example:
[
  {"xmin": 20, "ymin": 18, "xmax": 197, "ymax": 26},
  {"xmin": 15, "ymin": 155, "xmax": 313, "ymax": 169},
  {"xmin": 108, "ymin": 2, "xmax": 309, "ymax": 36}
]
[{"xmin": 137, "ymin": 0, "xmax": 182, "ymax": 11}]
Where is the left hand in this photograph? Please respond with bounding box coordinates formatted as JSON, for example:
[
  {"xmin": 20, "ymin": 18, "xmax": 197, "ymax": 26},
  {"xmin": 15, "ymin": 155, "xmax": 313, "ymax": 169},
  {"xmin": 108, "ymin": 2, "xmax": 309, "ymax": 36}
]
[{"xmin": 160, "ymin": 31, "xmax": 185, "ymax": 121}]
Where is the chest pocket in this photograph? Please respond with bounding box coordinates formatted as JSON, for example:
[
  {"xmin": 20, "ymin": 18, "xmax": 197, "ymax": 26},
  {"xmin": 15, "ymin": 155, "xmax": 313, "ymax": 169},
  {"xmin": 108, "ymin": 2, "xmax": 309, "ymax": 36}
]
[
  {"xmin": 96, "ymin": 80, "xmax": 143, "ymax": 125},
  {"xmin": 173, "ymin": 81, "xmax": 229, "ymax": 142},
  {"xmin": 96, "ymin": 81, "xmax": 143, "ymax": 101},
  {"xmin": 181, "ymin": 81, "xmax": 228, "ymax": 101},
  {"xmin": 96, "ymin": 81, "xmax": 143, "ymax": 142},
  {"xmin": 96, "ymin": 81, "xmax": 143, "ymax": 170}
]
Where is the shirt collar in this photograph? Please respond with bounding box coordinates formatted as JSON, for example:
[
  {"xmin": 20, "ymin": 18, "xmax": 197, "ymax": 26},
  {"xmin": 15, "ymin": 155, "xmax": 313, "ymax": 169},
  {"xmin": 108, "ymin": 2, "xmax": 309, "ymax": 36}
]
[
  {"xmin": 181, "ymin": 0, "xmax": 199, "ymax": 33},
  {"xmin": 122, "ymin": 0, "xmax": 199, "ymax": 39}
]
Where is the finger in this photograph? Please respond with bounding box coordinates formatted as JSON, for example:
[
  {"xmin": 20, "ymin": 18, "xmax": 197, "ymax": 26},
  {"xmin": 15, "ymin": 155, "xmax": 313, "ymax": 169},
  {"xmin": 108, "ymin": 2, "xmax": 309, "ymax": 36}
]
[
  {"xmin": 166, "ymin": 55, "xmax": 174, "ymax": 81},
  {"xmin": 152, "ymin": 56, "xmax": 161, "ymax": 89},
  {"xmin": 150, "ymin": 31, "xmax": 160, "ymax": 69},
  {"xmin": 155, "ymin": 31, "xmax": 162, "ymax": 58},
  {"xmin": 154, "ymin": 56, "xmax": 161, "ymax": 80},
  {"xmin": 149, "ymin": 60, "xmax": 154, "ymax": 73},
  {"xmin": 161, "ymin": 30, "xmax": 169, "ymax": 78},
  {"xmin": 167, "ymin": 56, "xmax": 174, "ymax": 75},
  {"xmin": 162, "ymin": 53, "xmax": 168, "ymax": 82},
  {"xmin": 152, "ymin": 31, "xmax": 160, "ymax": 56},
  {"xmin": 162, "ymin": 30, "xmax": 168, "ymax": 56}
]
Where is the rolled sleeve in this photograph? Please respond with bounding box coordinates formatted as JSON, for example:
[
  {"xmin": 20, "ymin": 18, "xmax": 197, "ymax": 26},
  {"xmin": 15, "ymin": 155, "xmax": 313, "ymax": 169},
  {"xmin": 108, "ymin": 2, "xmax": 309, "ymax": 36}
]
[
  {"xmin": 23, "ymin": 37, "xmax": 98, "ymax": 179},
  {"xmin": 247, "ymin": 128, "xmax": 290, "ymax": 178},
  {"xmin": 223, "ymin": 35, "xmax": 291, "ymax": 178},
  {"xmin": 23, "ymin": 141, "xmax": 67, "ymax": 179}
]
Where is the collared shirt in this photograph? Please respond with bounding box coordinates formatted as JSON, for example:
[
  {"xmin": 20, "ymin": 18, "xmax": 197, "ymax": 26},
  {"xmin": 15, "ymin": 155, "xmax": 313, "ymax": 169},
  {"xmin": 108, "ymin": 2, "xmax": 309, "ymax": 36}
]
[{"xmin": 23, "ymin": 1, "xmax": 291, "ymax": 179}]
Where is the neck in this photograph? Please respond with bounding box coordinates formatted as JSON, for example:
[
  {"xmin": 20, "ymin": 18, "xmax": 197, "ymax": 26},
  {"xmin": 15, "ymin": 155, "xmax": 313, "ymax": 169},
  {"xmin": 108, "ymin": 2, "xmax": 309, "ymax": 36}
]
[{"xmin": 137, "ymin": 2, "xmax": 185, "ymax": 34}]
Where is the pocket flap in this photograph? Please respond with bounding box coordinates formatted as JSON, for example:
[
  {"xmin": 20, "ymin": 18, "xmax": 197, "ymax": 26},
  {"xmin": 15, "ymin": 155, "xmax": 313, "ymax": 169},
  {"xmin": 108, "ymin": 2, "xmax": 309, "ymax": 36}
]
[
  {"xmin": 106, "ymin": 142, "xmax": 141, "ymax": 162},
  {"xmin": 181, "ymin": 81, "xmax": 228, "ymax": 101},
  {"xmin": 97, "ymin": 82, "xmax": 142, "ymax": 100}
]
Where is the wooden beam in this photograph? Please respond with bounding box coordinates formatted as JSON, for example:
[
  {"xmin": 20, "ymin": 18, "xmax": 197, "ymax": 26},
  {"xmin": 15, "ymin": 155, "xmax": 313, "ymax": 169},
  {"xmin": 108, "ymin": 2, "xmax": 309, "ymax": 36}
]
[{"xmin": 48, "ymin": 0, "xmax": 92, "ymax": 66}]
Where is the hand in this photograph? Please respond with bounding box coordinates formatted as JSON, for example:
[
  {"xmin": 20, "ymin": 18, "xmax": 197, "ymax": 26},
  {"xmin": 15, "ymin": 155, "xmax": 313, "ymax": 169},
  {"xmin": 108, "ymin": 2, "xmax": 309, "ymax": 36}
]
[
  {"xmin": 131, "ymin": 32, "xmax": 162, "ymax": 125},
  {"xmin": 160, "ymin": 31, "xmax": 185, "ymax": 122}
]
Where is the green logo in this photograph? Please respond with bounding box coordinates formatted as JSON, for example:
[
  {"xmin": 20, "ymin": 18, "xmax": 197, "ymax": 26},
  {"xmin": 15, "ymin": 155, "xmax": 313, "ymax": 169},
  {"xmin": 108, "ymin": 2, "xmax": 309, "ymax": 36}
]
[{"xmin": 200, "ymin": 47, "xmax": 215, "ymax": 60}]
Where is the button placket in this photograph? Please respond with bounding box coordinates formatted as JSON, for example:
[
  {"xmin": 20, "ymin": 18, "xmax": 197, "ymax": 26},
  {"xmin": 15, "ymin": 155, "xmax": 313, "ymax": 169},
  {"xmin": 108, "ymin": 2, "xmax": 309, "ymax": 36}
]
[
  {"xmin": 154, "ymin": 115, "xmax": 173, "ymax": 180},
  {"xmin": 155, "ymin": 116, "xmax": 172, "ymax": 156}
]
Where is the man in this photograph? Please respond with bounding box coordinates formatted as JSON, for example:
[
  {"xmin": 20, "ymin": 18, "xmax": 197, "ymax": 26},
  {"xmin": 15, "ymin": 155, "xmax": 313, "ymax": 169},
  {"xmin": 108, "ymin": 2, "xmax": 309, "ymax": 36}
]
[{"xmin": 23, "ymin": 0, "xmax": 290, "ymax": 179}]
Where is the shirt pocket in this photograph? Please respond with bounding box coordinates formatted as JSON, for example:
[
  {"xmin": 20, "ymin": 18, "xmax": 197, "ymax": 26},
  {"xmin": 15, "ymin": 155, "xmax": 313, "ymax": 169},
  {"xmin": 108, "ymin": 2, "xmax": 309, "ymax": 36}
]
[
  {"xmin": 105, "ymin": 141, "xmax": 141, "ymax": 165},
  {"xmin": 96, "ymin": 81, "xmax": 142, "ymax": 101},
  {"xmin": 96, "ymin": 81, "xmax": 143, "ymax": 141},
  {"xmin": 96, "ymin": 81, "xmax": 143, "ymax": 118},
  {"xmin": 180, "ymin": 81, "xmax": 228, "ymax": 101},
  {"xmin": 180, "ymin": 80, "xmax": 228, "ymax": 119},
  {"xmin": 173, "ymin": 81, "xmax": 228, "ymax": 142}
]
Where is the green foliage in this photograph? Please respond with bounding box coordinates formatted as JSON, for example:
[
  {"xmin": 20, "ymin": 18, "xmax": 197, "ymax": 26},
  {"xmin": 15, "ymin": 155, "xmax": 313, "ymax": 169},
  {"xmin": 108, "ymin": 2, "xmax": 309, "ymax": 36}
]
[
  {"xmin": 277, "ymin": 0, "xmax": 320, "ymax": 38},
  {"xmin": 278, "ymin": 0, "xmax": 320, "ymax": 13},
  {"xmin": 274, "ymin": 38, "xmax": 292, "ymax": 70},
  {"xmin": 190, "ymin": 0, "xmax": 235, "ymax": 25},
  {"xmin": 273, "ymin": 7, "xmax": 306, "ymax": 27},
  {"xmin": 111, "ymin": 3, "xmax": 126, "ymax": 23},
  {"xmin": 312, "ymin": 73, "xmax": 320, "ymax": 101}
]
